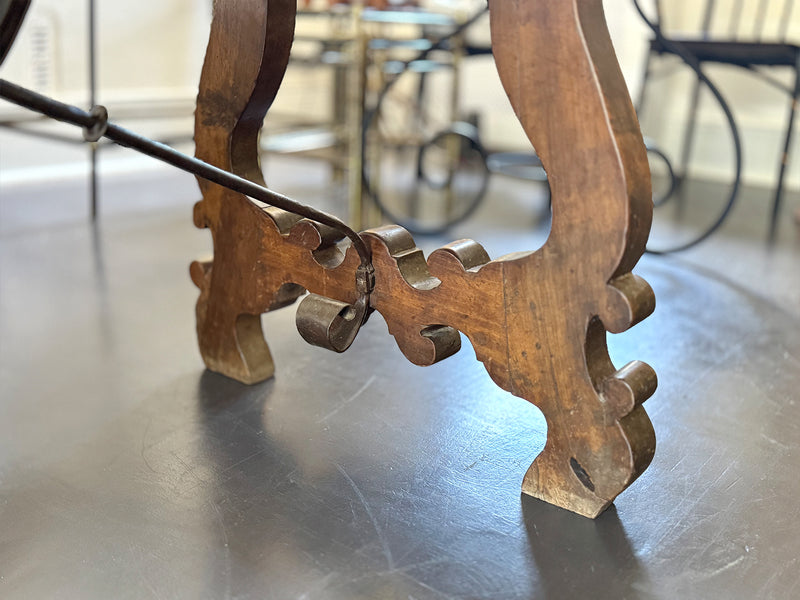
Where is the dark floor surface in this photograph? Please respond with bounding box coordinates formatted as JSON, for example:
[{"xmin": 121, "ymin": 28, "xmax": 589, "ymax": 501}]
[{"xmin": 1, "ymin": 158, "xmax": 799, "ymax": 599}]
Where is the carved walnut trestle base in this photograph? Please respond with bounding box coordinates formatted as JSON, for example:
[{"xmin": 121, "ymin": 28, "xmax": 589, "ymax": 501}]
[{"xmin": 192, "ymin": 0, "xmax": 657, "ymax": 519}]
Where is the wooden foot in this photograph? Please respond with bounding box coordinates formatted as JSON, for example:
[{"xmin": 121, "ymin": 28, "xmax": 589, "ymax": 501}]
[{"xmin": 191, "ymin": 0, "xmax": 657, "ymax": 517}]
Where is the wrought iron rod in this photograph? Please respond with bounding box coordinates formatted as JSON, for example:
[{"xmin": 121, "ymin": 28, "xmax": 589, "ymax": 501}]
[
  {"xmin": 0, "ymin": 77, "xmax": 373, "ymax": 270},
  {"xmin": 701, "ymin": 0, "xmax": 716, "ymax": 38}
]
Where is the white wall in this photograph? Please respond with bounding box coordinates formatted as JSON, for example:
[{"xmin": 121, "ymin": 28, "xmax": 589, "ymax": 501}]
[
  {"xmin": 1, "ymin": 0, "xmax": 798, "ymax": 190},
  {"xmin": 0, "ymin": 0, "xmax": 212, "ymax": 185},
  {"xmin": 1, "ymin": 0, "xmax": 210, "ymax": 104}
]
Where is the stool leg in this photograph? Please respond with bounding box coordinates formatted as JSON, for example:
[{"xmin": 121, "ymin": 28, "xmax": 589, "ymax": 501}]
[
  {"xmin": 676, "ymin": 74, "xmax": 703, "ymax": 218},
  {"xmin": 769, "ymin": 60, "xmax": 800, "ymax": 241}
]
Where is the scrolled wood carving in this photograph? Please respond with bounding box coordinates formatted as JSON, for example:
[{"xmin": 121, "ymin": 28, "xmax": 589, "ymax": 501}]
[{"xmin": 192, "ymin": 0, "xmax": 656, "ymax": 518}]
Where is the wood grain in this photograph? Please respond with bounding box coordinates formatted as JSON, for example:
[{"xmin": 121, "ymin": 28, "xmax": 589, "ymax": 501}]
[{"xmin": 193, "ymin": 0, "xmax": 657, "ymax": 517}]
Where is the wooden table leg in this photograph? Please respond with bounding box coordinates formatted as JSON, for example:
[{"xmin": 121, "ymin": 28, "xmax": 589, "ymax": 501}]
[{"xmin": 192, "ymin": 0, "xmax": 656, "ymax": 518}]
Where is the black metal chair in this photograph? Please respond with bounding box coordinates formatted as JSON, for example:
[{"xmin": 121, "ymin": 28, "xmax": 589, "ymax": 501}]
[{"xmin": 637, "ymin": 0, "xmax": 799, "ymax": 240}]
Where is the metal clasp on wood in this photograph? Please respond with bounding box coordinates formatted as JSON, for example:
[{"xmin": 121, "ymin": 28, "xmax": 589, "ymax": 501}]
[{"xmin": 296, "ymin": 263, "xmax": 375, "ymax": 352}]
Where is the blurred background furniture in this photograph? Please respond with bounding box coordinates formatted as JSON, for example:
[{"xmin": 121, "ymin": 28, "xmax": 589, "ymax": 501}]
[
  {"xmin": 2, "ymin": 1, "xmax": 797, "ymax": 244},
  {"xmin": 637, "ymin": 0, "xmax": 799, "ymax": 240},
  {"xmin": 280, "ymin": 4, "xmax": 467, "ymax": 230},
  {"xmin": 0, "ymin": 0, "xmax": 470, "ymax": 231}
]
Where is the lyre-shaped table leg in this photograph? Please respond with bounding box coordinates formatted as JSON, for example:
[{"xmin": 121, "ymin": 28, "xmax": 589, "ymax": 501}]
[{"xmin": 192, "ymin": 0, "xmax": 657, "ymax": 518}]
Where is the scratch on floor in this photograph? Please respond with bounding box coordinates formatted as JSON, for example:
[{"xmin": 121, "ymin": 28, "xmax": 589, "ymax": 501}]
[
  {"xmin": 211, "ymin": 500, "xmax": 232, "ymax": 600},
  {"xmin": 398, "ymin": 571, "xmax": 458, "ymax": 600},
  {"xmin": 218, "ymin": 448, "xmax": 269, "ymax": 476},
  {"xmin": 700, "ymin": 554, "xmax": 746, "ymax": 580},
  {"xmin": 318, "ymin": 375, "xmax": 377, "ymax": 423},
  {"xmin": 298, "ymin": 571, "xmax": 338, "ymax": 600},
  {"xmin": 335, "ymin": 461, "xmax": 394, "ymax": 570},
  {"xmin": 723, "ymin": 476, "xmax": 743, "ymax": 492},
  {"xmin": 760, "ymin": 433, "xmax": 791, "ymax": 450},
  {"xmin": 140, "ymin": 416, "xmax": 157, "ymax": 474},
  {"xmin": 171, "ymin": 452, "xmax": 207, "ymax": 486}
]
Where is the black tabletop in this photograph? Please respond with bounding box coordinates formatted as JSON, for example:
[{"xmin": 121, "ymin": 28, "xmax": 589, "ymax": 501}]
[{"xmin": 1, "ymin": 170, "xmax": 799, "ymax": 599}]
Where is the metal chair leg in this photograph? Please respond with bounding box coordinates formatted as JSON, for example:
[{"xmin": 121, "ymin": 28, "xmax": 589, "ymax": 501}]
[
  {"xmin": 676, "ymin": 74, "xmax": 703, "ymax": 216},
  {"xmin": 768, "ymin": 58, "xmax": 800, "ymax": 242}
]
